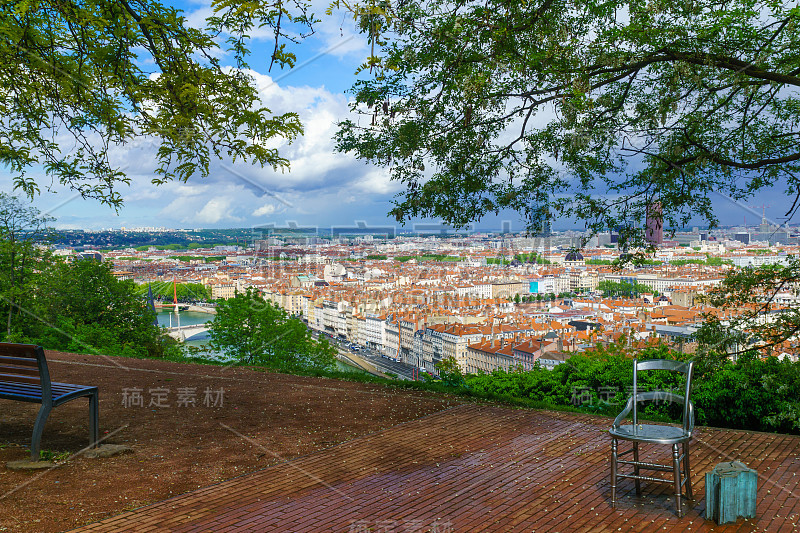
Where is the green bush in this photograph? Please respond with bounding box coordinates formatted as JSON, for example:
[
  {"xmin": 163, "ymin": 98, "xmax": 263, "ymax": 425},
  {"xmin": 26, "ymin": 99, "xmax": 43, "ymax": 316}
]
[
  {"xmin": 13, "ymin": 260, "xmax": 182, "ymax": 359},
  {"xmin": 208, "ymin": 289, "xmax": 336, "ymax": 372},
  {"xmin": 456, "ymin": 343, "xmax": 800, "ymax": 434}
]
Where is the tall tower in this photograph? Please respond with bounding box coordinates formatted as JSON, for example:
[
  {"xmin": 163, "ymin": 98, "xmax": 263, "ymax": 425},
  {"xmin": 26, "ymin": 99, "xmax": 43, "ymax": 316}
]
[
  {"xmin": 533, "ymin": 196, "xmax": 552, "ymax": 238},
  {"xmin": 645, "ymin": 202, "xmax": 663, "ymax": 246}
]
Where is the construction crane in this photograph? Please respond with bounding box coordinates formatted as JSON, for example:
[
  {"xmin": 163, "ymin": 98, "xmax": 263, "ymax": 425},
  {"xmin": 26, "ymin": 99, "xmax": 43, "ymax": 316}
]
[{"xmin": 749, "ymin": 204, "xmax": 772, "ymax": 219}]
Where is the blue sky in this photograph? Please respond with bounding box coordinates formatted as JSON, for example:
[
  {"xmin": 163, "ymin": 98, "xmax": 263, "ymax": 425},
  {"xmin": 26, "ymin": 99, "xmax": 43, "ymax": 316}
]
[{"xmin": 0, "ymin": 0, "xmax": 791, "ymax": 233}]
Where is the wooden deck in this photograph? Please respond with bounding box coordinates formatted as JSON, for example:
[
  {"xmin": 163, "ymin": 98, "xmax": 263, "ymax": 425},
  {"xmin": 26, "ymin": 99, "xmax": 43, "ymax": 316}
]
[{"xmin": 73, "ymin": 404, "xmax": 800, "ymax": 532}]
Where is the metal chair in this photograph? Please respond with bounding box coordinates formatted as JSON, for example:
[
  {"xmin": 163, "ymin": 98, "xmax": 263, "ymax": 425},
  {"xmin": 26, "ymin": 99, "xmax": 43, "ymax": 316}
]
[{"xmin": 609, "ymin": 359, "xmax": 695, "ymax": 517}]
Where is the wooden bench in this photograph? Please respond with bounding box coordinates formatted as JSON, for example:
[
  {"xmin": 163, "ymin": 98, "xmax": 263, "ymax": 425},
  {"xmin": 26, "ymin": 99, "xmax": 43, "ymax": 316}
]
[{"xmin": 0, "ymin": 343, "xmax": 98, "ymax": 461}]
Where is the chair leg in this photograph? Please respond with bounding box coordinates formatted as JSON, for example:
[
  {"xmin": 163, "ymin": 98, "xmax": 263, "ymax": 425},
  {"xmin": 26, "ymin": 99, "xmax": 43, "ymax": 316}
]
[
  {"xmin": 611, "ymin": 438, "xmax": 618, "ymax": 508},
  {"xmin": 30, "ymin": 404, "xmax": 52, "ymax": 461},
  {"xmin": 683, "ymin": 441, "xmax": 693, "ymax": 501},
  {"xmin": 672, "ymin": 443, "xmax": 683, "ymax": 518},
  {"xmin": 633, "ymin": 442, "xmax": 641, "ymax": 496},
  {"xmin": 89, "ymin": 393, "xmax": 99, "ymax": 448}
]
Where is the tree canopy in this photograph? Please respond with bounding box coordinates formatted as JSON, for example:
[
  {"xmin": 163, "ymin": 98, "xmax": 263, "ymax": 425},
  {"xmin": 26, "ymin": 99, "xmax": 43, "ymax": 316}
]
[
  {"xmin": 597, "ymin": 279, "xmax": 656, "ymax": 298},
  {"xmin": 0, "ymin": 195, "xmax": 179, "ymax": 357},
  {"xmin": 0, "ymin": 193, "xmax": 54, "ymax": 335},
  {"xmin": 462, "ymin": 343, "xmax": 800, "ymax": 434},
  {"xmin": 208, "ymin": 289, "xmax": 336, "ymax": 371},
  {"xmin": 335, "ymin": 0, "xmax": 800, "ymax": 245},
  {"xmin": 135, "ymin": 281, "xmax": 211, "ymax": 302},
  {"xmin": 696, "ymin": 257, "xmax": 800, "ymax": 356},
  {"xmin": 17, "ymin": 258, "xmax": 179, "ymax": 358},
  {"xmin": 1, "ymin": 0, "xmax": 312, "ymax": 207}
]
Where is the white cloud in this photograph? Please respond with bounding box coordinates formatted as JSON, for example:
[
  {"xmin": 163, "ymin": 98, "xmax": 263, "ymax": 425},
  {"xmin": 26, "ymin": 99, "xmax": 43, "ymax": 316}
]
[
  {"xmin": 183, "ymin": 3, "xmax": 213, "ymax": 31},
  {"xmin": 155, "ymin": 188, "xmax": 243, "ymax": 225},
  {"xmin": 186, "ymin": 69, "xmax": 371, "ymax": 198},
  {"xmin": 194, "ymin": 197, "xmax": 241, "ymax": 224},
  {"xmin": 354, "ymin": 168, "xmax": 401, "ymax": 195},
  {"xmin": 123, "ymin": 186, "xmax": 163, "ymax": 202},
  {"xmin": 252, "ymin": 203, "xmax": 278, "ymax": 216}
]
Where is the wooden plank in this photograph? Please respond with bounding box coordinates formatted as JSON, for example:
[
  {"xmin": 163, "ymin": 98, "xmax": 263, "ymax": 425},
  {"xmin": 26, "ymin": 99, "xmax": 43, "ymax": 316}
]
[
  {"xmin": 0, "ymin": 382, "xmax": 42, "ymax": 392},
  {"xmin": 0, "ymin": 365, "xmax": 40, "ymax": 376},
  {"xmin": 0, "ymin": 355, "xmax": 38, "ymax": 367},
  {"xmin": 738, "ymin": 465, "xmax": 758, "ymax": 518},
  {"xmin": 0, "ymin": 343, "xmax": 38, "ymax": 359},
  {"xmin": 720, "ymin": 473, "xmax": 738, "ymax": 523},
  {"xmin": 0, "ymin": 372, "xmax": 41, "ymax": 385}
]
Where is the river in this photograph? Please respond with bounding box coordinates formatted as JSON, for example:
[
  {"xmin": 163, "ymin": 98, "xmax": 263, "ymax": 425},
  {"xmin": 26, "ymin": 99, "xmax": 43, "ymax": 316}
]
[{"xmin": 156, "ymin": 309, "xmax": 213, "ymax": 353}]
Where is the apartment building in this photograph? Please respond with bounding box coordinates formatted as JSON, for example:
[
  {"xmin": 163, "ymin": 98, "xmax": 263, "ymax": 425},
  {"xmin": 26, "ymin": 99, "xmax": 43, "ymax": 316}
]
[
  {"xmin": 206, "ymin": 279, "xmax": 237, "ymax": 299},
  {"xmin": 384, "ymin": 318, "xmax": 400, "ymax": 359},
  {"xmin": 491, "ymin": 280, "xmax": 529, "ymax": 299}
]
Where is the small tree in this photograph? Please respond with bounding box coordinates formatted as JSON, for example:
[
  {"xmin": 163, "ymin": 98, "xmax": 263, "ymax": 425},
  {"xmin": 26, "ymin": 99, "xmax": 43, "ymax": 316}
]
[
  {"xmin": 0, "ymin": 194, "xmax": 55, "ymax": 336},
  {"xmin": 435, "ymin": 356, "xmax": 465, "ymax": 387},
  {"xmin": 209, "ymin": 289, "xmax": 336, "ymax": 371},
  {"xmin": 25, "ymin": 259, "xmax": 176, "ymax": 358}
]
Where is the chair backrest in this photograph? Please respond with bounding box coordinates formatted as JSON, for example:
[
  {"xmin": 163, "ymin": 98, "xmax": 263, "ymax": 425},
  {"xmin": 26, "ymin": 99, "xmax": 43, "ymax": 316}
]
[
  {"xmin": 633, "ymin": 358, "xmax": 694, "ymax": 432},
  {"xmin": 0, "ymin": 343, "xmax": 51, "ymax": 403}
]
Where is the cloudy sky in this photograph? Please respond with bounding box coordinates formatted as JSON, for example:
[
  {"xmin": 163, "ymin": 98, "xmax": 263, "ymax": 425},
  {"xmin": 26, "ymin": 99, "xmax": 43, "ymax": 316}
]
[
  {"xmin": 0, "ymin": 0, "xmax": 790, "ymax": 233},
  {"xmin": 0, "ymin": 0, "xmax": 420, "ymax": 232}
]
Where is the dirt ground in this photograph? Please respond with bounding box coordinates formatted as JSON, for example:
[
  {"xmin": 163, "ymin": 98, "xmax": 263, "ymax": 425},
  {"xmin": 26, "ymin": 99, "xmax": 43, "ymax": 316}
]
[{"xmin": 0, "ymin": 351, "xmax": 464, "ymax": 533}]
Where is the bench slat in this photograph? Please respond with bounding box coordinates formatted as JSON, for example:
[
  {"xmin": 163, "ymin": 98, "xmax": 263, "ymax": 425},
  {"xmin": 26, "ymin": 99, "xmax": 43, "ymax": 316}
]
[
  {"xmin": 0, "ymin": 355, "xmax": 38, "ymax": 367},
  {"xmin": 0, "ymin": 380, "xmax": 95, "ymax": 391},
  {"xmin": 0, "ymin": 343, "xmax": 39, "ymax": 359},
  {"xmin": 0, "ymin": 365, "xmax": 40, "ymax": 376},
  {"xmin": 0, "ymin": 378, "xmax": 95, "ymax": 387},
  {"xmin": 52, "ymin": 382, "xmax": 96, "ymax": 393},
  {"xmin": 0, "ymin": 389, "xmax": 41, "ymax": 398},
  {"xmin": 0, "ymin": 383, "xmax": 41, "ymax": 392},
  {"xmin": 0, "ymin": 384, "xmax": 42, "ymax": 397},
  {"xmin": 0, "ymin": 343, "xmax": 99, "ymax": 460},
  {"xmin": 0, "ymin": 383, "xmax": 96, "ymax": 401},
  {"xmin": 0, "ymin": 373, "xmax": 41, "ymax": 385},
  {"xmin": 0, "ymin": 382, "xmax": 42, "ymax": 392}
]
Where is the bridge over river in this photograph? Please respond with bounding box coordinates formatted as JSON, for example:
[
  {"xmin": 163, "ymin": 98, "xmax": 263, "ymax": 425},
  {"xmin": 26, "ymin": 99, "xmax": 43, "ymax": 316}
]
[{"xmin": 166, "ymin": 324, "xmax": 209, "ymax": 341}]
